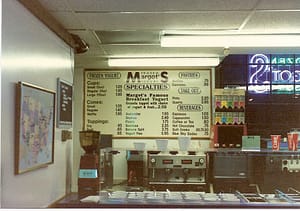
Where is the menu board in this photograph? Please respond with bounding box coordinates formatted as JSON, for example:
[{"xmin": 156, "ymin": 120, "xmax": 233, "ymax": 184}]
[
  {"xmin": 57, "ymin": 78, "xmax": 73, "ymax": 128},
  {"xmin": 84, "ymin": 70, "xmax": 211, "ymax": 138}
]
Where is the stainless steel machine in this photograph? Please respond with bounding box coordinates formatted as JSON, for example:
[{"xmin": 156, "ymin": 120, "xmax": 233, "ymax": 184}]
[
  {"xmin": 98, "ymin": 134, "xmax": 114, "ymax": 189},
  {"xmin": 147, "ymin": 151, "xmax": 207, "ymax": 191}
]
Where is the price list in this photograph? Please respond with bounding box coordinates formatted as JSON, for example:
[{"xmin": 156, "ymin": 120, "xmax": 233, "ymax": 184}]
[
  {"xmin": 84, "ymin": 70, "xmax": 211, "ymax": 138},
  {"xmin": 57, "ymin": 79, "xmax": 73, "ymax": 128}
]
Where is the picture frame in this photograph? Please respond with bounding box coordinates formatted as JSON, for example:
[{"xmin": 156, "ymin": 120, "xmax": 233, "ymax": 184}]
[
  {"xmin": 56, "ymin": 78, "xmax": 73, "ymax": 129},
  {"xmin": 15, "ymin": 82, "xmax": 56, "ymax": 174}
]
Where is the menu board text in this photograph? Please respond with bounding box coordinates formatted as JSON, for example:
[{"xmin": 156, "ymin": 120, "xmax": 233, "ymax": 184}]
[{"xmin": 84, "ymin": 70, "xmax": 211, "ymax": 138}]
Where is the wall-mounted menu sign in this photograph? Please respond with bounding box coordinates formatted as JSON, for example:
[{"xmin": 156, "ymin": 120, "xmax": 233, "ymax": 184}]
[
  {"xmin": 84, "ymin": 70, "xmax": 211, "ymax": 138},
  {"xmin": 57, "ymin": 78, "xmax": 73, "ymax": 128}
]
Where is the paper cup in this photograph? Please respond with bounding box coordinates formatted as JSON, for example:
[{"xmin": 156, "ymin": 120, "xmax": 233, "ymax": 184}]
[
  {"xmin": 287, "ymin": 133, "xmax": 294, "ymax": 151},
  {"xmin": 156, "ymin": 139, "xmax": 168, "ymax": 152},
  {"xmin": 271, "ymin": 135, "xmax": 281, "ymax": 151},
  {"xmin": 287, "ymin": 133, "xmax": 298, "ymax": 151},
  {"xmin": 178, "ymin": 136, "xmax": 191, "ymax": 151},
  {"xmin": 293, "ymin": 133, "xmax": 298, "ymax": 151}
]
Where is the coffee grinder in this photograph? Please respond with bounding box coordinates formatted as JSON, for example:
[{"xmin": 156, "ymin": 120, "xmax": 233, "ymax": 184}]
[{"xmin": 78, "ymin": 130, "xmax": 101, "ymax": 199}]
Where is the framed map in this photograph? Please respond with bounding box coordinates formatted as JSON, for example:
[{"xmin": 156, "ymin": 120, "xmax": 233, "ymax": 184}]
[{"xmin": 15, "ymin": 82, "xmax": 56, "ymax": 174}]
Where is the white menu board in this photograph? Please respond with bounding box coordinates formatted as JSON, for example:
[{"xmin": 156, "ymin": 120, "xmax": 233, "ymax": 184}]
[{"xmin": 84, "ymin": 70, "xmax": 211, "ymax": 138}]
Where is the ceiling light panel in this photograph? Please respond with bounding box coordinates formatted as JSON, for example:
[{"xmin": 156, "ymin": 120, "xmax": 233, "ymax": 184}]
[{"xmin": 161, "ymin": 34, "xmax": 300, "ymax": 47}]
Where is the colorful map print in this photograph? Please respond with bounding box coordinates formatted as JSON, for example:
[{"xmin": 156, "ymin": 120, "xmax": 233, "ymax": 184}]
[{"xmin": 18, "ymin": 84, "xmax": 54, "ymax": 173}]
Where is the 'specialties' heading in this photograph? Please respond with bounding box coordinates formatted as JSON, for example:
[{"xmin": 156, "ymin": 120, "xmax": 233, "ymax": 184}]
[{"xmin": 124, "ymin": 83, "xmax": 170, "ymax": 91}]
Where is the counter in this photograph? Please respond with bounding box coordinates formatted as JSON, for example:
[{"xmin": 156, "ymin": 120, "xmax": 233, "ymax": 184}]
[
  {"xmin": 51, "ymin": 190, "xmax": 300, "ymax": 208},
  {"xmin": 206, "ymin": 148, "xmax": 300, "ymax": 193},
  {"xmin": 51, "ymin": 149, "xmax": 300, "ymax": 208}
]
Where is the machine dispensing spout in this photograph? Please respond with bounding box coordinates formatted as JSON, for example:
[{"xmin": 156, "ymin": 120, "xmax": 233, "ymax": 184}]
[{"xmin": 183, "ymin": 168, "xmax": 190, "ymax": 183}]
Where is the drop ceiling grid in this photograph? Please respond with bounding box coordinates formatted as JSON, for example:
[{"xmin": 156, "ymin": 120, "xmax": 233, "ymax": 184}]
[{"xmin": 36, "ymin": 0, "xmax": 300, "ymax": 69}]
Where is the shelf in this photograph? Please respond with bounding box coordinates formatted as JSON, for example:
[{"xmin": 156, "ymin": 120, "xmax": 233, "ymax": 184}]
[
  {"xmin": 213, "ymin": 89, "xmax": 246, "ymax": 126},
  {"xmin": 215, "ymin": 107, "xmax": 245, "ymax": 112}
]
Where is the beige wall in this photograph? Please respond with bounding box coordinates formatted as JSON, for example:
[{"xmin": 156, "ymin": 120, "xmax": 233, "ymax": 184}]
[
  {"xmin": 1, "ymin": 0, "xmax": 74, "ymax": 208},
  {"xmin": 0, "ymin": 1, "xmax": 217, "ymax": 206}
]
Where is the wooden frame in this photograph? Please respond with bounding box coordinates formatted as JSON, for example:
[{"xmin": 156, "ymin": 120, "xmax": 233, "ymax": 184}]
[
  {"xmin": 57, "ymin": 78, "xmax": 73, "ymax": 129},
  {"xmin": 15, "ymin": 82, "xmax": 56, "ymax": 174}
]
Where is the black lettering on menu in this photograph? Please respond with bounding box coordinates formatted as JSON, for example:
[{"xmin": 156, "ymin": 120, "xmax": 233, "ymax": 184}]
[
  {"xmin": 84, "ymin": 70, "xmax": 211, "ymax": 137},
  {"xmin": 126, "ymin": 72, "xmax": 140, "ymax": 83}
]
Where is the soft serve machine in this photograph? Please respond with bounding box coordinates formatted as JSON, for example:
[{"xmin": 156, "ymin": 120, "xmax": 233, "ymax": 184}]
[{"xmin": 148, "ymin": 138, "xmax": 207, "ymax": 191}]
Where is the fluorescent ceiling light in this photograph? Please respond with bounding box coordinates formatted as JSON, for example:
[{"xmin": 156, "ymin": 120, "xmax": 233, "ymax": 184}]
[
  {"xmin": 161, "ymin": 34, "xmax": 300, "ymax": 47},
  {"xmin": 108, "ymin": 58, "xmax": 220, "ymax": 67},
  {"xmin": 162, "ymin": 29, "xmax": 239, "ymax": 35}
]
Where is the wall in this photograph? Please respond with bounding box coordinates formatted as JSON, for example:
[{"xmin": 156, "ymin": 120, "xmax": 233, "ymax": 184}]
[
  {"xmin": 0, "ymin": 0, "xmax": 2, "ymax": 207},
  {"xmin": 1, "ymin": 0, "xmax": 74, "ymax": 208}
]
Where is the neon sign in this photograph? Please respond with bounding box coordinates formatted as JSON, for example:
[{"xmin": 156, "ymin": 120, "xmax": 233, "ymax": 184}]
[
  {"xmin": 248, "ymin": 54, "xmax": 300, "ymax": 93},
  {"xmin": 248, "ymin": 54, "xmax": 271, "ymax": 84},
  {"xmin": 271, "ymin": 56, "xmax": 300, "ymax": 64}
]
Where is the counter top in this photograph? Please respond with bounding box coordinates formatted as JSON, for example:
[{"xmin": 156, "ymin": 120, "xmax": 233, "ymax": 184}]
[
  {"xmin": 206, "ymin": 148, "xmax": 300, "ymax": 154},
  {"xmin": 107, "ymin": 147, "xmax": 300, "ymax": 154},
  {"xmin": 51, "ymin": 191, "xmax": 300, "ymax": 208}
]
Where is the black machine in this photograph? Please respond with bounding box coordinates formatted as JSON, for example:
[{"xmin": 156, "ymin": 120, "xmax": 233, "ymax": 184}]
[
  {"xmin": 213, "ymin": 125, "xmax": 247, "ymax": 148},
  {"xmin": 207, "ymin": 149, "xmax": 300, "ymax": 194},
  {"xmin": 260, "ymin": 152, "xmax": 300, "ymax": 193},
  {"xmin": 78, "ymin": 132, "xmax": 113, "ymax": 199},
  {"xmin": 126, "ymin": 150, "xmax": 145, "ymax": 187},
  {"xmin": 207, "ymin": 150, "xmax": 253, "ymax": 193},
  {"xmin": 78, "ymin": 131, "xmax": 101, "ymax": 199}
]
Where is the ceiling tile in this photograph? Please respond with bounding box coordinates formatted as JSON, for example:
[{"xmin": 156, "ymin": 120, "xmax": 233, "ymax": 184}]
[
  {"xmin": 243, "ymin": 11, "xmax": 300, "ymax": 32},
  {"xmin": 38, "ymin": 0, "xmax": 71, "ymax": 11},
  {"xmin": 75, "ymin": 11, "xmax": 249, "ymax": 30},
  {"xmin": 49, "ymin": 11, "xmax": 85, "ymax": 29},
  {"xmin": 101, "ymin": 45, "xmax": 223, "ymax": 57},
  {"xmin": 67, "ymin": 0, "xmax": 258, "ymax": 12},
  {"xmin": 257, "ymin": 0, "xmax": 300, "ymax": 10}
]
